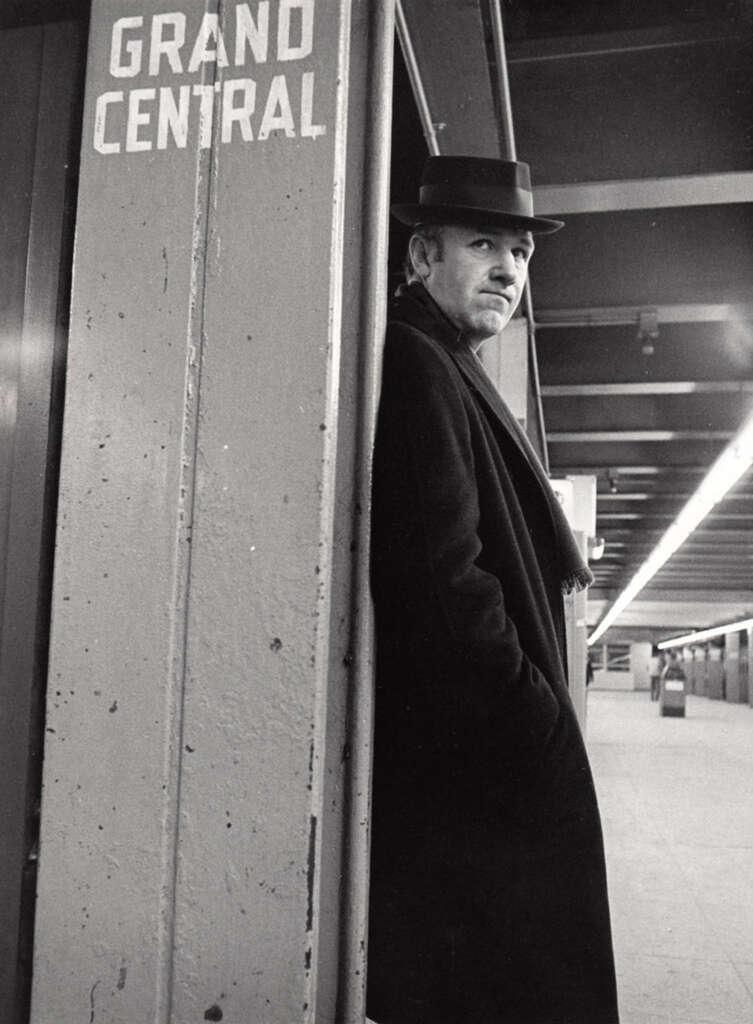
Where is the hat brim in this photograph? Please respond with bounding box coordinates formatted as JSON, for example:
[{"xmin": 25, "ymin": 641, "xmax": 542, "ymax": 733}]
[{"xmin": 390, "ymin": 202, "xmax": 564, "ymax": 235}]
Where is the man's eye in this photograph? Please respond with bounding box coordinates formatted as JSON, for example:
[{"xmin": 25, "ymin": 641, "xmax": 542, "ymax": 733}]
[
  {"xmin": 513, "ymin": 247, "xmax": 530, "ymax": 260},
  {"xmin": 471, "ymin": 239, "xmax": 493, "ymax": 251}
]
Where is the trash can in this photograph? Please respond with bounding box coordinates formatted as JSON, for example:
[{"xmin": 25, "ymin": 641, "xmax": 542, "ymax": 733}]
[{"xmin": 660, "ymin": 656, "xmax": 687, "ymax": 717}]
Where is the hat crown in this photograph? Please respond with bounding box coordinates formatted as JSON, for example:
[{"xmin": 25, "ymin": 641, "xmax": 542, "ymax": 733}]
[
  {"xmin": 422, "ymin": 156, "xmax": 532, "ymax": 193},
  {"xmin": 390, "ymin": 154, "xmax": 563, "ymax": 234}
]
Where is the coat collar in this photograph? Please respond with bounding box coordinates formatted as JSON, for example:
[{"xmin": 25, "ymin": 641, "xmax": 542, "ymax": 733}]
[
  {"xmin": 390, "ymin": 283, "xmax": 594, "ymax": 595},
  {"xmin": 390, "ymin": 282, "xmax": 541, "ymax": 478}
]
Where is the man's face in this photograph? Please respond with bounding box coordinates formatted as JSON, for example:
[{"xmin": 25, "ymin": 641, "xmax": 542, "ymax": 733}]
[{"xmin": 418, "ymin": 223, "xmax": 534, "ymax": 347}]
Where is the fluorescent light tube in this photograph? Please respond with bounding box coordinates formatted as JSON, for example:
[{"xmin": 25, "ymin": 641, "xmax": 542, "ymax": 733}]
[
  {"xmin": 658, "ymin": 617, "xmax": 753, "ymax": 649},
  {"xmin": 588, "ymin": 408, "xmax": 753, "ymax": 645}
]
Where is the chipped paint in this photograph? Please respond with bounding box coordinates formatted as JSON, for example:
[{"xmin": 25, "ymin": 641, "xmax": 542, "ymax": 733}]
[
  {"xmin": 306, "ymin": 815, "xmax": 317, "ymax": 933},
  {"xmin": 88, "ymin": 979, "xmax": 100, "ymax": 1023}
]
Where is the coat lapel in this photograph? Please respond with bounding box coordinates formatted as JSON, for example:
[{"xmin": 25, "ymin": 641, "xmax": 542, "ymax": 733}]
[{"xmin": 391, "ymin": 284, "xmax": 551, "ymax": 499}]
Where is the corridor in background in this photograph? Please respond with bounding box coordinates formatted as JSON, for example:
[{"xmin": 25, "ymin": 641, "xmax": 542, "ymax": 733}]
[{"xmin": 587, "ymin": 690, "xmax": 753, "ymax": 1023}]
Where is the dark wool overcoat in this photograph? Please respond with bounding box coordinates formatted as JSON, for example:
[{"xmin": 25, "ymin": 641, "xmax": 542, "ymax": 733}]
[{"xmin": 367, "ymin": 283, "xmax": 619, "ymax": 1024}]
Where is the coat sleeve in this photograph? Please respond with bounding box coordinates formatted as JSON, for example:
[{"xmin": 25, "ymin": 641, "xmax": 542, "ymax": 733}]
[{"xmin": 372, "ymin": 328, "xmax": 561, "ymax": 743}]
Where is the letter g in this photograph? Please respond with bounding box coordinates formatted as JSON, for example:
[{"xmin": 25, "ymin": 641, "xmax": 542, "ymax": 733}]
[{"xmin": 110, "ymin": 16, "xmax": 143, "ymax": 77}]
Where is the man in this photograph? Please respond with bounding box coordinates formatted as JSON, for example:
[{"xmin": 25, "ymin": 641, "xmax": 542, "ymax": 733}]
[
  {"xmin": 367, "ymin": 157, "xmax": 619, "ymax": 1024},
  {"xmin": 649, "ymin": 646, "xmax": 664, "ymax": 701}
]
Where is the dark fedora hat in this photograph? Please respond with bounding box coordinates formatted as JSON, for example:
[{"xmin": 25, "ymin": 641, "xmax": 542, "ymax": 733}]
[{"xmin": 391, "ymin": 155, "xmax": 563, "ymax": 235}]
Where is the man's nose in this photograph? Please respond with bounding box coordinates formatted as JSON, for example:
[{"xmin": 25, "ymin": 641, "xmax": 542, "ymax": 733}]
[{"xmin": 489, "ymin": 251, "xmax": 519, "ymax": 283}]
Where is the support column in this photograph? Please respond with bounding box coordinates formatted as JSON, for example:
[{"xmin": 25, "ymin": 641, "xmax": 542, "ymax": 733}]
[
  {"xmin": 682, "ymin": 646, "xmax": 693, "ymax": 693},
  {"xmin": 707, "ymin": 642, "xmax": 724, "ymax": 700},
  {"xmin": 630, "ymin": 642, "xmax": 652, "ymax": 692},
  {"xmin": 480, "ymin": 319, "xmax": 528, "ymax": 425},
  {"xmin": 31, "ymin": 2, "xmax": 394, "ymax": 1022},
  {"xmin": 725, "ymin": 632, "xmax": 741, "ymax": 703},
  {"xmin": 692, "ymin": 644, "xmax": 707, "ymax": 697}
]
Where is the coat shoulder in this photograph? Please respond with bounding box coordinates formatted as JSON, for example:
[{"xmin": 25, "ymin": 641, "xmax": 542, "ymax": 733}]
[{"xmin": 383, "ymin": 318, "xmax": 465, "ymax": 396}]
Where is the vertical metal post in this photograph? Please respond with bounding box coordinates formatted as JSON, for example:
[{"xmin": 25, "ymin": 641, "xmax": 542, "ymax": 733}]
[
  {"xmin": 488, "ymin": 0, "xmax": 517, "ymax": 161},
  {"xmin": 395, "ymin": 0, "xmax": 440, "ymax": 155},
  {"xmin": 488, "ymin": 0, "xmax": 550, "ymax": 471},
  {"xmin": 334, "ymin": 2, "xmax": 395, "ymax": 1019}
]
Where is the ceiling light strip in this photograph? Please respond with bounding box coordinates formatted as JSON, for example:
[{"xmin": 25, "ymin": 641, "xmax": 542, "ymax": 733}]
[
  {"xmin": 588, "ymin": 410, "xmax": 753, "ymax": 645},
  {"xmin": 658, "ymin": 617, "xmax": 753, "ymax": 650}
]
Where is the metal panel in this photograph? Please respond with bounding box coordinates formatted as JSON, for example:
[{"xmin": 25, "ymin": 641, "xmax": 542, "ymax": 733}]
[
  {"xmin": 543, "ymin": 381, "xmax": 753, "ymax": 396},
  {"xmin": 507, "ymin": 21, "xmax": 752, "ymax": 64},
  {"xmin": 534, "ymin": 171, "xmax": 753, "ymax": 215},
  {"xmin": 549, "ymin": 430, "xmax": 734, "ymax": 442},
  {"xmin": 537, "ymin": 302, "xmax": 753, "ymax": 326}
]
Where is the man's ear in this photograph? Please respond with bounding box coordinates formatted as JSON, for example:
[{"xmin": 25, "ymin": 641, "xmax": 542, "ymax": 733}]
[{"xmin": 408, "ymin": 234, "xmax": 432, "ymax": 282}]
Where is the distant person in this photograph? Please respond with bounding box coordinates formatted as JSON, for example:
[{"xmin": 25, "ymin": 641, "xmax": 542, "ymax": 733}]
[
  {"xmin": 649, "ymin": 647, "xmax": 664, "ymax": 701},
  {"xmin": 661, "ymin": 649, "xmax": 686, "ymax": 685},
  {"xmin": 586, "ymin": 654, "xmax": 594, "ymax": 687},
  {"xmin": 660, "ymin": 650, "xmax": 687, "ymax": 717}
]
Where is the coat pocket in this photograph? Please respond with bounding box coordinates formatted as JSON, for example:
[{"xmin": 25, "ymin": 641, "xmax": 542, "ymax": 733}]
[{"xmin": 501, "ymin": 672, "xmax": 561, "ymax": 763}]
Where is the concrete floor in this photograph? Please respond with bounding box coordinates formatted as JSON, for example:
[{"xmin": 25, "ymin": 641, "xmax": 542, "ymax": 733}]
[{"xmin": 586, "ymin": 689, "xmax": 753, "ymax": 1024}]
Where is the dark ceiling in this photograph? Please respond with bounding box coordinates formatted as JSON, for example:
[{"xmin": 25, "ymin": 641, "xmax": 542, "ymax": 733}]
[{"xmin": 393, "ymin": 0, "xmax": 753, "ymax": 643}]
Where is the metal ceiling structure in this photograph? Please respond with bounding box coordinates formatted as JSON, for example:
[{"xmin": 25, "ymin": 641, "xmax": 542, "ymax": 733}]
[{"xmin": 394, "ymin": 0, "xmax": 753, "ymax": 644}]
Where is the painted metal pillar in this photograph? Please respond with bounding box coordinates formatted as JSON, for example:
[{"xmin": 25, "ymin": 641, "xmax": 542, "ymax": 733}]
[
  {"xmin": 479, "ymin": 319, "xmax": 528, "ymax": 425},
  {"xmin": 691, "ymin": 644, "xmax": 706, "ymax": 696},
  {"xmin": 707, "ymin": 643, "xmax": 724, "ymax": 700},
  {"xmin": 725, "ymin": 631, "xmax": 741, "ymax": 703},
  {"xmin": 682, "ymin": 646, "xmax": 693, "ymax": 693},
  {"xmin": 30, "ymin": 2, "xmax": 394, "ymax": 1022},
  {"xmin": 630, "ymin": 642, "xmax": 652, "ymax": 692},
  {"xmin": 553, "ymin": 476, "xmax": 596, "ymax": 731}
]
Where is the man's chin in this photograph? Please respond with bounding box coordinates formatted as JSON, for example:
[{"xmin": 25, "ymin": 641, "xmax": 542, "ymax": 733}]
[{"xmin": 473, "ymin": 311, "xmax": 509, "ymax": 340}]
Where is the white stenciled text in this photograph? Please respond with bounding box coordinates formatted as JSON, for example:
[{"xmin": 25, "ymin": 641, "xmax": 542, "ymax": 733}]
[{"xmin": 93, "ymin": 1, "xmax": 326, "ymax": 155}]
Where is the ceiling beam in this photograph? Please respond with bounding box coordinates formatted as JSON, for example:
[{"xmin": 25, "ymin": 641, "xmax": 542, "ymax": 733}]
[
  {"xmin": 598, "ymin": 512, "xmax": 749, "ymax": 520},
  {"xmin": 600, "ymin": 530, "xmax": 752, "ymax": 539},
  {"xmin": 586, "ymin": 595, "xmax": 753, "ymax": 631},
  {"xmin": 543, "ymin": 381, "xmax": 753, "ymax": 397},
  {"xmin": 589, "ymin": 588, "xmax": 753, "ymax": 602},
  {"xmin": 549, "ymin": 430, "xmax": 733, "ymax": 442},
  {"xmin": 598, "ymin": 560, "xmax": 753, "ymax": 569},
  {"xmin": 595, "ymin": 559, "xmax": 753, "ymax": 567},
  {"xmin": 536, "ymin": 303, "xmax": 753, "ymax": 327},
  {"xmin": 533, "ymin": 171, "xmax": 753, "ymax": 215},
  {"xmin": 598, "ymin": 492, "xmax": 753, "ymax": 501},
  {"xmin": 555, "ymin": 466, "xmax": 708, "ymax": 475},
  {"xmin": 602, "ymin": 540, "xmax": 753, "ymax": 550},
  {"xmin": 506, "ymin": 21, "xmax": 752, "ymax": 64}
]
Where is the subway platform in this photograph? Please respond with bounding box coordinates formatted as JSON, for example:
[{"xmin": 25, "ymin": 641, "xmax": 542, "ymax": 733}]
[{"xmin": 587, "ymin": 690, "xmax": 753, "ymax": 1024}]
